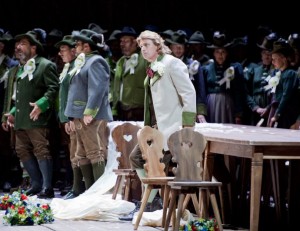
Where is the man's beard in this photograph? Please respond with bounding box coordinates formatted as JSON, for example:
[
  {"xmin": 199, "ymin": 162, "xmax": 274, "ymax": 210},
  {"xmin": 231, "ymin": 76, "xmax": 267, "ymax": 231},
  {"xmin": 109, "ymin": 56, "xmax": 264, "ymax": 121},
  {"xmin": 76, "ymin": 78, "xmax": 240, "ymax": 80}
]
[{"xmin": 18, "ymin": 53, "xmax": 27, "ymax": 64}]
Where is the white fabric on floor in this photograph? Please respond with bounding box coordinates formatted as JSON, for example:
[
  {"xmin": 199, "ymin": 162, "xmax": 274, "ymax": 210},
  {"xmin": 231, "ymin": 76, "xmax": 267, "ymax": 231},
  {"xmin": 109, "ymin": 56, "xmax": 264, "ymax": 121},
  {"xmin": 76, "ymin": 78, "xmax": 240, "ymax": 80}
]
[{"xmin": 51, "ymin": 121, "xmax": 143, "ymax": 221}]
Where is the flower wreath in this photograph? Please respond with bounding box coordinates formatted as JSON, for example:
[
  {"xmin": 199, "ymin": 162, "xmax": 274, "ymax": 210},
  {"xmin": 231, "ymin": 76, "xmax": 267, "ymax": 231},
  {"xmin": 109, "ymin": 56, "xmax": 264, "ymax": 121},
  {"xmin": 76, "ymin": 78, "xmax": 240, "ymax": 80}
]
[
  {"xmin": 0, "ymin": 191, "xmax": 54, "ymax": 226},
  {"xmin": 146, "ymin": 55, "xmax": 165, "ymax": 79},
  {"xmin": 180, "ymin": 217, "xmax": 219, "ymax": 231}
]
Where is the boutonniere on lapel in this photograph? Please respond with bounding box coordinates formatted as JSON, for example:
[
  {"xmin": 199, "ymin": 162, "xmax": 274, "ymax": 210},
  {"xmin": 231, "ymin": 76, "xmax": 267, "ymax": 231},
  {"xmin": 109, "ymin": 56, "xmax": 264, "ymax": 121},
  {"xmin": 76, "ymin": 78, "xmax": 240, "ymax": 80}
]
[
  {"xmin": 217, "ymin": 66, "xmax": 235, "ymax": 89},
  {"xmin": 68, "ymin": 53, "xmax": 85, "ymax": 76},
  {"xmin": 59, "ymin": 63, "xmax": 70, "ymax": 83},
  {"xmin": 19, "ymin": 58, "xmax": 36, "ymax": 81},
  {"xmin": 128, "ymin": 53, "xmax": 138, "ymax": 74},
  {"xmin": 147, "ymin": 55, "xmax": 165, "ymax": 80},
  {"xmin": 264, "ymin": 70, "xmax": 281, "ymax": 93},
  {"xmin": 188, "ymin": 60, "xmax": 200, "ymax": 80}
]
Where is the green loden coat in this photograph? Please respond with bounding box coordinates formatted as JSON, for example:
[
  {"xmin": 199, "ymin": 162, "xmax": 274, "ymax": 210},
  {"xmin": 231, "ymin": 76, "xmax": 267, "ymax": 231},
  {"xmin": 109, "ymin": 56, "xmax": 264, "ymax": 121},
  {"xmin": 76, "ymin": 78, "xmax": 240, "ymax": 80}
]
[
  {"xmin": 112, "ymin": 52, "xmax": 148, "ymax": 116},
  {"xmin": 9, "ymin": 56, "xmax": 59, "ymax": 130}
]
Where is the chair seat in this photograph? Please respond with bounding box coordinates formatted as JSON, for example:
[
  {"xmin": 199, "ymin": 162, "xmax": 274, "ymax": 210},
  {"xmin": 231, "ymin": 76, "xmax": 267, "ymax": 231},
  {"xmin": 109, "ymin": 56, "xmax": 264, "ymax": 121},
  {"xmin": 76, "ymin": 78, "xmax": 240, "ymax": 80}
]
[
  {"xmin": 141, "ymin": 177, "xmax": 174, "ymax": 185},
  {"xmin": 169, "ymin": 181, "xmax": 222, "ymax": 188},
  {"xmin": 113, "ymin": 169, "xmax": 136, "ymax": 175}
]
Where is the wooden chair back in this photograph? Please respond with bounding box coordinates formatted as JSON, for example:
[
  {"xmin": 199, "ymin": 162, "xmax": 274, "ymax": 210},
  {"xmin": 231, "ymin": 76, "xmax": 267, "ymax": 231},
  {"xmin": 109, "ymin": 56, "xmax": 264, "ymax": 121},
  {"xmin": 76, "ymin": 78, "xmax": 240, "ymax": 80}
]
[
  {"xmin": 134, "ymin": 126, "xmax": 174, "ymax": 230},
  {"xmin": 168, "ymin": 127, "xmax": 207, "ymax": 181},
  {"xmin": 164, "ymin": 128, "xmax": 223, "ymax": 231},
  {"xmin": 137, "ymin": 125, "xmax": 166, "ymax": 178},
  {"xmin": 112, "ymin": 122, "xmax": 140, "ymax": 169}
]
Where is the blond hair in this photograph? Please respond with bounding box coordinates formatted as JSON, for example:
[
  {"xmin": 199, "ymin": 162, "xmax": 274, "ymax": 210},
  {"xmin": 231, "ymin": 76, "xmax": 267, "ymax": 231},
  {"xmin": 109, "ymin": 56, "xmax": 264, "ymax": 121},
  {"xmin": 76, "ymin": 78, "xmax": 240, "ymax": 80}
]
[{"xmin": 137, "ymin": 30, "xmax": 171, "ymax": 55}]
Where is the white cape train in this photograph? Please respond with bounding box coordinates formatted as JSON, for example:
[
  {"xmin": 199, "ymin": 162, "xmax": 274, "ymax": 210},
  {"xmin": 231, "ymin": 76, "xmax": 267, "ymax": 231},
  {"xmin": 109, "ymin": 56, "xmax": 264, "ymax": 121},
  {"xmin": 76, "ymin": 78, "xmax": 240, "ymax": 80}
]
[{"xmin": 50, "ymin": 121, "xmax": 140, "ymax": 221}]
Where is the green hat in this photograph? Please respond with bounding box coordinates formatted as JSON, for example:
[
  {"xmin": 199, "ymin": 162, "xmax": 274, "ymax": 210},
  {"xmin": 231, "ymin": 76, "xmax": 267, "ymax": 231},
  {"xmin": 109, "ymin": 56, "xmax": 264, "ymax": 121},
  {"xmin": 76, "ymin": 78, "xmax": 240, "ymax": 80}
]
[
  {"xmin": 165, "ymin": 30, "xmax": 187, "ymax": 45},
  {"xmin": 72, "ymin": 29, "xmax": 104, "ymax": 49},
  {"xmin": 187, "ymin": 31, "xmax": 207, "ymax": 45},
  {"xmin": 15, "ymin": 30, "xmax": 44, "ymax": 52},
  {"xmin": 55, "ymin": 35, "xmax": 76, "ymax": 48}
]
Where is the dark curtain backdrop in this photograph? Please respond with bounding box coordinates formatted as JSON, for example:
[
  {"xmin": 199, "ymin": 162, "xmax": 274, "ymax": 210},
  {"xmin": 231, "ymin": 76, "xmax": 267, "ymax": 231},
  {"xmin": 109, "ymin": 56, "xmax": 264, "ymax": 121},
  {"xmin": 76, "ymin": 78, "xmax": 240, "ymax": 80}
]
[{"xmin": 0, "ymin": 0, "xmax": 297, "ymax": 39}]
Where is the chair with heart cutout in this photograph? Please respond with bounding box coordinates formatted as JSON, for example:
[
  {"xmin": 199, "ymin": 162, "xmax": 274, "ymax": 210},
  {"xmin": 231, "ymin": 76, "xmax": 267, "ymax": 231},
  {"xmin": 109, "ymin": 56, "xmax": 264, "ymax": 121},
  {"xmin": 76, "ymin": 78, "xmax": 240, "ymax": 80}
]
[
  {"xmin": 111, "ymin": 122, "xmax": 141, "ymax": 201},
  {"xmin": 164, "ymin": 128, "xmax": 223, "ymax": 231}
]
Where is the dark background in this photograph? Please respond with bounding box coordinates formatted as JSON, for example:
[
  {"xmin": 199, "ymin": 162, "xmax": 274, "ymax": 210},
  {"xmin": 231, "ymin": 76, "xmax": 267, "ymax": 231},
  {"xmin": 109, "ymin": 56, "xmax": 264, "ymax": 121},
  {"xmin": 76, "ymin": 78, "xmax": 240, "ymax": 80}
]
[{"xmin": 0, "ymin": 0, "xmax": 298, "ymax": 41}]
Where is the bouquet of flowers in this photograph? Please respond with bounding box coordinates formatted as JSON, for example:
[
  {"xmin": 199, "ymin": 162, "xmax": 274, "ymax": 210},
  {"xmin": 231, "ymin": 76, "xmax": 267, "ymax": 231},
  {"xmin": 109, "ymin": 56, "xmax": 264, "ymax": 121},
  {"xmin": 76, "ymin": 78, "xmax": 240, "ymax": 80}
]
[
  {"xmin": 180, "ymin": 217, "xmax": 219, "ymax": 231},
  {"xmin": 0, "ymin": 191, "xmax": 54, "ymax": 226}
]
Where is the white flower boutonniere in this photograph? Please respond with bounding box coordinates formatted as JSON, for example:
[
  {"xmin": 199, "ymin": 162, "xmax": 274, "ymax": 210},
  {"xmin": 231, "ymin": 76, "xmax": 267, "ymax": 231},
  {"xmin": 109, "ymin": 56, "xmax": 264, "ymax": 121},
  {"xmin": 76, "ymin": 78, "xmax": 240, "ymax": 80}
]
[
  {"xmin": 59, "ymin": 63, "xmax": 70, "ymax": 83},
  {"xmin": 124, "ymin": 53, "xmax": 139, "ymax": 74},
  {"xmin": 68, "ymin": 53, "xmax": 85, "ymax": 76},
  {"xmin": 217, "ymin": 66, "xmax": 235, "ymax": 89},
  {"xmin": 151, "ymin": 61, "xmax": 165, "ymax": 77},
  {"xmin": 264, "ymin": 70, "xmax": 281, "ymax": 93},
  {"xmin": 19, "ymin": 58, "xmax": 36, "ymax": 81},
  {"xmin": 188, "ymin": 60, "xmax": 200, "ymax": 80},
  {"xmin": 129, "ymin": 53, "xmax": 138, "ymax": 74}
]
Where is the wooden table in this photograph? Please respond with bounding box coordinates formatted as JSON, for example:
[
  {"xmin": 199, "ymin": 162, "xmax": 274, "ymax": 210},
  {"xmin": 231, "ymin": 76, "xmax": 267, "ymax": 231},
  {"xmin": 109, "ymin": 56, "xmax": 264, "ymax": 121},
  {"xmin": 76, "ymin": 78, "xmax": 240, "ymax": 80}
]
[{"xmin": 195, "ymin": 123, "xmax": 300, "ymax": 231}]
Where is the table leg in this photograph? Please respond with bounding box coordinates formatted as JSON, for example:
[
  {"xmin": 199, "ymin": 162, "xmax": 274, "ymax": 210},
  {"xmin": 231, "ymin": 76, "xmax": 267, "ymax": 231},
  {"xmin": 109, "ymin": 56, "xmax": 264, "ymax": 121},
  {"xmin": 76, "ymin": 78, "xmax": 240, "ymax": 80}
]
[
  {"xmin": 250, "ymin": 153, "xmax": 263, "ymax": 231},
  {"xmin": 200, "ymin": 144, "xmax": 215, "ymax": 217}
]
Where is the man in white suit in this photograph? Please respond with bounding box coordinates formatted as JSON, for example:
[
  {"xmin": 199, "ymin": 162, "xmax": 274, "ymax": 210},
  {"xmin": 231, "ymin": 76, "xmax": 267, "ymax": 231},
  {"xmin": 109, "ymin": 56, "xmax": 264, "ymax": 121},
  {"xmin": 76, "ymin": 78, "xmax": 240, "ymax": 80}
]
[{"xmin": 120, "ymin": 30, "xmax": 196, "ymax": 221}]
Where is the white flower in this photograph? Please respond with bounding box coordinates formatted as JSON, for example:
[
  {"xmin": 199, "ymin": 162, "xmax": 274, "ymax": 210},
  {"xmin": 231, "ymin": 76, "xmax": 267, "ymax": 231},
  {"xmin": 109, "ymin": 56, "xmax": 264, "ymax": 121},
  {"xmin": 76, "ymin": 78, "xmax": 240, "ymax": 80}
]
[
  {"xmin": 68, "ymin": 53, "xmax": 85, "ymax": 76},
  {"xmin": 269, "ymin": 75, "xmax": 280, "ymax": 86},
  {"xmin": 129, "ymin": 53, "xmax": 138, "ymax": 74},
  {"xmin": 225, "ymin": 66, "xmax": 235, "ymax": 80},
  {"xmin": 217, "ymin": 66, "xmax": 235, "ymax": 89},
  {"xmin": 74, "ymin": 53, "xmax": 85, "ymax": 70},
  {"xmin": 188, "ymin": 60, "xmax": 200, "ymax": 76},
  {"xmin": 124, "ymin": 53, "xmax": 139, "ymax": 74},
  {"xmin": 19, "ymin": 58, "xmax": 36, "ymax": 81},
  {"xmin": 130, "ymin": 53, "xmax": 138, "ymax": 66},
  {"xmin": 151, "ymin": 61, "xmax": 165, "ymax": 76},
  {"xmin": 264, "ymin": 71, "xmax": 281, "ymax": 93}
]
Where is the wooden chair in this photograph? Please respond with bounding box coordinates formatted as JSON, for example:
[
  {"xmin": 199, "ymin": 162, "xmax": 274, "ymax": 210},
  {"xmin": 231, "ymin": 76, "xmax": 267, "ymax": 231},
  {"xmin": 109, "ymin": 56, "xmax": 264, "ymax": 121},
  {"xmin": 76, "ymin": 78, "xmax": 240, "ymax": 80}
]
[
  {"xmin": 134, "ymin": 126, "xmax": 174, "ymax": 230},
  {"xmin": 164, "ymin": 128, "xmax": 223, "ymax": 231},
  {"xmin": 111, "ymin": 122, "xmax": 141, "ymax": 201}
]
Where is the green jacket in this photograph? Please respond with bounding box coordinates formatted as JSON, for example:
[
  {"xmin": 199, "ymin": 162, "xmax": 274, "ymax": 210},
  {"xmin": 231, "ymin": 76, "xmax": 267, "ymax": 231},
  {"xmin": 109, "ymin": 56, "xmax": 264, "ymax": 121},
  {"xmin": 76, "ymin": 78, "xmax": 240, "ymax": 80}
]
[
  {"xmin": 112, "ymin": 52, "xmax": 148, "ymax": 116},
  {"xmin": 58, "ymin": 60, "xmax": 75, "ymax": 123},
  {"xmin": 10, "ymin": 56, "xmax": 59, "ymax": 130}
]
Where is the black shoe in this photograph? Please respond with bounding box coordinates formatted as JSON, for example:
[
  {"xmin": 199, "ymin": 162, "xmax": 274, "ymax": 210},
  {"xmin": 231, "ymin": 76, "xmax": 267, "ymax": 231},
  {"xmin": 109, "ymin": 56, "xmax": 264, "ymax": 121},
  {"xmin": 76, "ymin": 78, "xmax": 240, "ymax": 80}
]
[
  {"xmin": 119, "ymin": 200, "xmax": 151, "ymax": 221},
  {"xmin": 37, "ymin": 188, "xmax": 55, "ymax": 198},
  {"xmin": 63, "ymin": 191, "xmax": 79, "ymax": 200},
  {"xmin": 25, "ymin": 187, "xmax": 42, "ymax": 196}
]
